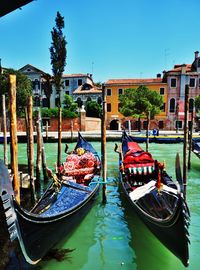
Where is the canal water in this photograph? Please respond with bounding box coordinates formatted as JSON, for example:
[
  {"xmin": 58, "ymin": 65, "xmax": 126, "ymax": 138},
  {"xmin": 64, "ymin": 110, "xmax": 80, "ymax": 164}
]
[{"xmin": 0, "ymin": 141, "xmax": 199, "ymax": 270}]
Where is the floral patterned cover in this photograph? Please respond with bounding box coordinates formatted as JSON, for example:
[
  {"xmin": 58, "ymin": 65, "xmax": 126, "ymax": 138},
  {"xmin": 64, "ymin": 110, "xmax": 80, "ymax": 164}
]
[{"xmin": 59, "ymin": 152, "xmax": 98, "ymax": 176}]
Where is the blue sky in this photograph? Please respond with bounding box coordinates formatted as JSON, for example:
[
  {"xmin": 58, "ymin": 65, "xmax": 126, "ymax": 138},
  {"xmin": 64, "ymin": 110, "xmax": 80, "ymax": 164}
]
[{"xmin": 1, "ymin": 0, "xmax": 200, "ymax": 82}]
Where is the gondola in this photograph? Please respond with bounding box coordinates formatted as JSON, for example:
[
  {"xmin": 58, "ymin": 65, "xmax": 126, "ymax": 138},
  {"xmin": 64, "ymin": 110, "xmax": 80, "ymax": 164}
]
[
  {"xmin": 0, "ymin": 132, "xmax": 101, "ymax": 265},
  {"xmin": 115, "ymin": 131, "xmax": 190, "ymax": 267},
  {"xmin": 192, "ymin": 140, "xmax": 200, "ymax": 158}
]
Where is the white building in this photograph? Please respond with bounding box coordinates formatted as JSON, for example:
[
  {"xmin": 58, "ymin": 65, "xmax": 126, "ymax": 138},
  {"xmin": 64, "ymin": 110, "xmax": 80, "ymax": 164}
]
[
  {"xmin": 19, "ymin": 64, "xmax": 101, "ymax": 108},
  {"xmin": 19, "ymin": 64, "xmax": 49, "ymax": 107}
]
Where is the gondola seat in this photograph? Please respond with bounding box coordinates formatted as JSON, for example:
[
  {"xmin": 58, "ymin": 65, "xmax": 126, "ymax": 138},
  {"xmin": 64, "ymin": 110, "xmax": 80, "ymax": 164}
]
[{"xmin": 123, "ymin": 142, "xmax": 155, "ymax": 176}]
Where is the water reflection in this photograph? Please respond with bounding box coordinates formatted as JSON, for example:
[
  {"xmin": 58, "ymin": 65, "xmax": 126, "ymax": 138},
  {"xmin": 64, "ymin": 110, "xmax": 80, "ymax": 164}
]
[
  {"xmin": 120, "ymin": 192, "xmax": 186, "ymax": 270},
  {"xmin": 1, "ymin": 142, "xmax": 200, "ymax": 269}
]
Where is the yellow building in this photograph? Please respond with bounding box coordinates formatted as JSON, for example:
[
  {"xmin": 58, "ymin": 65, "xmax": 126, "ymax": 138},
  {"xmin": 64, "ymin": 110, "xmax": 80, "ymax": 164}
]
[{"xmin": 105, "ymin": 75, "xmax": 167, "ymax": 130}]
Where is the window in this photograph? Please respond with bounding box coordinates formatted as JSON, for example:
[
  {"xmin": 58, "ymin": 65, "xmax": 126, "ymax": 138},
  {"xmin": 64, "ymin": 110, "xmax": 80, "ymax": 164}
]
[
  {"xmin": 160, "ymin": 87, "xmax": 165, "ymax": 95},
  {"xmin": 65, "ymin": 91, "xmax": 69, "ymax": 95},
  {"xmin": 118, "ymin": 103, "xmax": 122, "ymax": 111},
  {"xmin": 175, "ymin": 121, "xmax": 182, "ymax": 129},
  {"xmin": 118, "ymin": 88, "xmax": 123, "ymax": 95},
  {"xmin": 170, "ymin": 78, "xmax": 177, "ymax": 88},
  {"xmin": 87, "ymin": 97, "xmax": 92, "ymax": 102},
  {"xmin": 65, "ymin": 80, "xmax": 69, "ymax": 86},
  {"xmin": 169, "ymin": 98, "xmax": 175, "ymax": 112},
  {"xmin": 189, "ymin": 99, "xmax": 194, "ymax": 113},
  {"xmin": 158, "ymin": 121, "xmax": 164, "ymax": 129},
  {"xmin": 78, "ymin": 79, "xmax": 82, "ymax": 86},
  {"xmin": 134, "ymin": 121, "xmax": 140, "ymax": 130},
  {"xmin": 189, "ymin": 78, "xmax": 196, "ymax": 88},
  {"xmin": 76, "ymin": 97, "xmax": 83, "ymax": 108},
  {"xmin": 35, "ymin": 79, "xmax": 40, "ymax": 89},
  {"xmin": 107, "ymin": 103, "xmax": 111, "ymax": 112},
  {"xmin": 107, "ymin": 89, "xmax": 112, "ymax": 96}
]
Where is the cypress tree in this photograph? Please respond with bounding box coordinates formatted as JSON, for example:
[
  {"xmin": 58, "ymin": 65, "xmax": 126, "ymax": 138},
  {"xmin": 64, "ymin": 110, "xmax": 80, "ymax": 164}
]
[{"xmin": 50, "ymin": 11, "xmax": 67, "ymax": 166}]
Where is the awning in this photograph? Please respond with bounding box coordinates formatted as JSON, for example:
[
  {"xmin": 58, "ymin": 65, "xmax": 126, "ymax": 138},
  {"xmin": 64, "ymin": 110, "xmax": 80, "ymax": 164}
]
[{"xmin": 0, "ymin": 0, "xmax": 33, "ymax": 17}]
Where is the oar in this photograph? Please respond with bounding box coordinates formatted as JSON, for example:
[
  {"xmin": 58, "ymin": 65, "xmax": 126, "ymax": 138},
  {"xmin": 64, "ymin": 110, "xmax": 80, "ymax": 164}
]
[
  {"xmin": 64, "ymin": 144, "xmax": 69, "ymax": 154},
  {"xmin": 175, "ymin": 153, "xmax": 183, "ymax": 194}
]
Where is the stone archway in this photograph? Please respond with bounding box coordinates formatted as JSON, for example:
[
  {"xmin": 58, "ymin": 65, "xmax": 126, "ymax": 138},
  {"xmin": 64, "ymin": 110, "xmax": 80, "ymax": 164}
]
[{"xmin": 110, "ymin": 119, "xmax": 119, "ymax": 130}]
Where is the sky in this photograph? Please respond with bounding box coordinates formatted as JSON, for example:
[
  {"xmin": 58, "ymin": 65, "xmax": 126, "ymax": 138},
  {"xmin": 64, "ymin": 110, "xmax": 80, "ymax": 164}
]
[{"xmin": 1, "ymin": 0, "xmax": 200, "ymax": 83}]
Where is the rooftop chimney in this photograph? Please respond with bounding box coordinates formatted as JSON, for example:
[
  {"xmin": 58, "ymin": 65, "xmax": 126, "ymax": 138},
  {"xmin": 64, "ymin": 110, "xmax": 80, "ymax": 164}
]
[
  {"xmin": 181, "ymin": 64, "xmax": 186, "ymax": 74},
  {"xmin": 195, "ymin": 51, "xmax": 199, "ymax": 59}
]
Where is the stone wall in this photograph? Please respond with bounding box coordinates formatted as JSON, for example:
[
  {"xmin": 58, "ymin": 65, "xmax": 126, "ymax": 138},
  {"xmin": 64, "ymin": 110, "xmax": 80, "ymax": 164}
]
[
  {"xmin": 0, "ymin": 116, "xmax": 101, "ymax": 132},
  {"xmin": 85, "ymin": 117, "xmax": 101, "ymax": 131}
]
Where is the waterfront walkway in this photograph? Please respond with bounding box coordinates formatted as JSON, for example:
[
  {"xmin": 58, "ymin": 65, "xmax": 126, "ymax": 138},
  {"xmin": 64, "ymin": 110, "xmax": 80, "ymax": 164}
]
[{"xmin": 1, "ymin": 130, "xmax": 200, "ymax": 142}]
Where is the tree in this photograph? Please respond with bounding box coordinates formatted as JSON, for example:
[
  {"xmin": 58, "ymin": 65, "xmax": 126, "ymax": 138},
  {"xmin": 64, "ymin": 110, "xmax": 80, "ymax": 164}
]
[
  {"xmin": 94, "ymin": 81, "xmax": 102, "ymax": 88},
  {"xmin": 50, "ymin": 11, "xmax": 67, "ymax": 166},
  {"xmin": 0, "ymin": 68, "xmax": 32, "ymax": 115},
  {"xmin": 50, "ymin": 11, "xmax": 67, "ymax": 104},
  {"xmin": 85, "ymin": 100, "xmax": 102, "ymax": 118},
  {"xmin": 119, "ymin": 85, "xmax": 163, "ymax": 135},
  {"xmin": 119, "ymin": 85, "xmax": 163, "ymax": 151},
  {"xmin": 62, "ymin": 94, "xmax": 78, "ymax": 113}
]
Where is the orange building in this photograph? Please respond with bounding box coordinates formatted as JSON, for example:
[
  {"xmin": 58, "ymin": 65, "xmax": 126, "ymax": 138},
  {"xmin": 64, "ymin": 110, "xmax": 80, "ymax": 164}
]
[{"xmin": 105, "ymin": 74, "xmax": 167, "ymax": 130}]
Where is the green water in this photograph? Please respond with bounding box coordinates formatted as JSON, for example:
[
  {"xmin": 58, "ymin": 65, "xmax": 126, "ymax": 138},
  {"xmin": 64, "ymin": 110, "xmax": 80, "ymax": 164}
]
[{"xmin": 1, "ymin": 142, "xmax": 199, "ymax": 270}]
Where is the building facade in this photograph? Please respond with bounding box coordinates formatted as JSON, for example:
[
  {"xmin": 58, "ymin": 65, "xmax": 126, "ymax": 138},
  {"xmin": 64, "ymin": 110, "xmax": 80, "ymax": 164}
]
[
  {"xmin": 105, "ymin": 75, "xmax": 167, "ymax": 130},
  {"xmin": 19, "ymin": 65, "xmax": 101, "ymax": 109},
  {"xmin": 18, "ymin": 64, "xmax": 49, "ymax": 107},
  {"xmin": 18, "ymin": 50, "xmax": 200, "ymax": 131},
  {"xmin": 105, "ymin": 51, "xmax": 200, "ymax": 131},
  {"xmin": 163, "ymin": 51, "xmax": 200, "ymax": 130}
]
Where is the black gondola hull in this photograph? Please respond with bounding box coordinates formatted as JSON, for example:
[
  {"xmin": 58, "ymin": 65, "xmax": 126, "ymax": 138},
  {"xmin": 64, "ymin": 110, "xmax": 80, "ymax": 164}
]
[
  {"xmin": 0, "ymin": 132, "xmax": 101, "ymax": 265},
  {"xmin": 13, "ymin": 187, "xmax": 98, "ymax": 263},
  {"xmin": 118, "ymin": 131, "xmax": 190, "ymax": 267},
  {"xmin": 120, "ymin": 176, "xmax": 189, "ymax": 266}
]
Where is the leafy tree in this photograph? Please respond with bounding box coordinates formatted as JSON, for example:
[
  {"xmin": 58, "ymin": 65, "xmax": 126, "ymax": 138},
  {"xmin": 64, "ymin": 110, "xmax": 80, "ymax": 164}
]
[
  {"xmin": 50, "ymin": 11, "xmax": 67, "ymax": 105},
  {"xmin": 94, "ymin": 81, "xmax": 102, "ymax": 88},
  {"xmin": 119, "ymin": 85, "xmax": 163, "ymax": 131},
  {"xmin": 62, "ymin": 94, "xmax": 78, "ymax": 113},
  {"xmin": 85, "ymin": 100, "xmax": 102, "ymax": 118},
  {"xmin": 34, "ymin": 107, "xmax": 77, "ymax": 119},
  {"xmin": 0, "ymin": 68, "xmax": 32, "ymax": 116}
]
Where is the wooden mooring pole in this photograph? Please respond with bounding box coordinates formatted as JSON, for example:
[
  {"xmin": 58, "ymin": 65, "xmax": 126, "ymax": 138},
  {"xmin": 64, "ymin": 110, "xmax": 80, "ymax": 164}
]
[
  {"xmin": 9, "ymin": 75, "xmax": 20, "ymax": 203},
  {"xmin": 2, "ymin": 95, "xmax": 8, "ymax": 166},
  {"xmin": 46, "ymin": 121, "xmax": 49, "ymax": 141},
  {"xmin": 36, "ymin": 109, "xmax": 42, "ymax": 189},
  {"xmin": 57, "ymin": 106, "xmax": 62, "ymax": 167},
  {"xmin": 183, "ymin": 84, "xmax": 189, "ymax": 198},
  {"xmin": 188, "ymin": 108, "xmax": 194, "ymax": 170},
  {"xmin": 146, "ymin": 111, "xmax": 150, "ymax": 152},
  {"xmin": 101, "ymin": 84, "xmax": 107, "ymax": 203},
  {"xmin": 27, "ymin": 96, "xmax": 36, "ymax": 203},
  {"xmin": 71, "ymin": 119, "xmax": 74, "ymax": 142}
]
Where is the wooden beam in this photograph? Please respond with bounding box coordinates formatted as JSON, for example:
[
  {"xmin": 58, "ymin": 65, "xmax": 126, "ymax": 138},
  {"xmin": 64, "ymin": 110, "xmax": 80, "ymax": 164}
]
[{"xmin": 9, "ymin": 75, "xmax": 20, "ymax": 203}]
